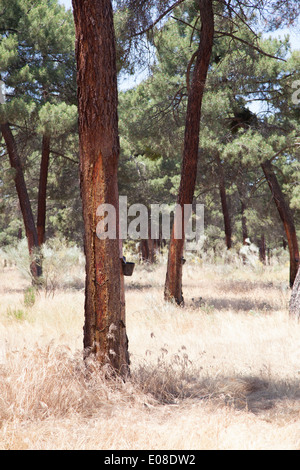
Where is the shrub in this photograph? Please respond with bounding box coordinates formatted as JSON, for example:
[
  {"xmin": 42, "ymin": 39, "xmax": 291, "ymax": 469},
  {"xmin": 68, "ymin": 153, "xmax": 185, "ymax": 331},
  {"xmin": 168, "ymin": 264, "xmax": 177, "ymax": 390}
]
[{"xmin": 2, "ymin": 237, "xmax": 85, "ymax": 294}]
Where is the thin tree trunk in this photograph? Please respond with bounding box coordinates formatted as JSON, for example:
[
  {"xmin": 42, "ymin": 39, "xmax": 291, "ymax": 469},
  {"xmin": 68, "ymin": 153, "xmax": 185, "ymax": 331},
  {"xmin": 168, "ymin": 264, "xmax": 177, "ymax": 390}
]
[
  {"xmin": 72, "ymin": 0, "xmax": 129, "ymax": 375},
  {"xmin": 37, "ymin": 134, "xmax": 50, "ymax": 246},
  {"xmin": 290, "ymin": 266, "xmax": 300, "ymax": 320},
  {"xmin": 140, "ymin": 225, "xmax": 155, "ymax": 263},
  {"xmin": 261, "ymin": 159, "xmax": 299, "ymax": 287},
  {"xmin": 259, "ymin": 234, "xmax": 266, "ymax": 264},
  {"xmin": 164, "ymin": 0, "xmax": 214, "ymax": 305},
  {"xmin": 216, "ymin": 154, "xmax": 232, "ymax": 249},
  {"xmin": 140, "ymin": 239, "xmax": 149, "ymax": 262},
  {"xmin": 241, "ymin": 200, "xmax": 248, "ymax": 245},
  {"xmin": 1, "ymin": 122, "xmax": 42, "ymax": 279}
]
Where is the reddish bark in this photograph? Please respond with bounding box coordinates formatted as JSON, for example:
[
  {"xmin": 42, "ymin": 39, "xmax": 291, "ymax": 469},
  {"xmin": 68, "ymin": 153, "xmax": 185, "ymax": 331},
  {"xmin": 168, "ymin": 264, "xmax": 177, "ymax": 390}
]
[
  {"xmin": 140, "ymin": 225, "xmax": 156, "ymax": 263},
  {"xmin": 37, "ymin": 134, "xmax": 50, "ymax": 246},
  {"xmin": 261, "ymin": 159, "xmax": 299, "ymax": 287},
  {"xmin": 1, "ymin": 122, "xmax": 42, "ymax": 279},
  {"xmin": 164, "ymin": 0, "xmax": 214, "ymax": 304},
  {"xmin": 72, "ymin": 0, "xmax": 129, "ymax": 374}
]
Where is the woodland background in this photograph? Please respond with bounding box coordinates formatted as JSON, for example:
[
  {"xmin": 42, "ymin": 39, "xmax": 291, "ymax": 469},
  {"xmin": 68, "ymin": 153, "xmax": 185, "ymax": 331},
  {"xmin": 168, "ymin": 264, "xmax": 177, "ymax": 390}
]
[
  {"xmin": 0, "ymin": 0, "xmax": 299, "ymax": 266},
  {"xmin": 0, "ymin": 0, "xmax": 300, "ymax": 451}
]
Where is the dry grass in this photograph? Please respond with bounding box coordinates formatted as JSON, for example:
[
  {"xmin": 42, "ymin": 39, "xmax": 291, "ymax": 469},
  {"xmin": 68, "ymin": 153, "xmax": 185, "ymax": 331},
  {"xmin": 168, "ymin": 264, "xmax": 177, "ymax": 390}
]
[{"xmin": 0, "ymin": 260, "xmax": 300, "ymax": 450}]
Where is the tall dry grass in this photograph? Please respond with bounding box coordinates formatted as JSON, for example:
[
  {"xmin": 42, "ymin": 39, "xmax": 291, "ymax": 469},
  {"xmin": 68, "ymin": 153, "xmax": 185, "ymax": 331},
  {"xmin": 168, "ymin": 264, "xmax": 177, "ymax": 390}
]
[{"xmin": 0, "ymin": 255, "xmax": 299, "ymax": 450}]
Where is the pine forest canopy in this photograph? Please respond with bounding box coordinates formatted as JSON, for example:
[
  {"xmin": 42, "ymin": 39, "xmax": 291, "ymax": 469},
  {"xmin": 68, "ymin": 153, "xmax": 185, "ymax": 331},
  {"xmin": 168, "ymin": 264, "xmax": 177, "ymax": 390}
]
[
  {"xmin": 0, "ymin": 0, "xmax": 299, "ymax": 259},
  {"xmin": 0, "ymin": 0, "xmax": 80, "ymax": 250}
]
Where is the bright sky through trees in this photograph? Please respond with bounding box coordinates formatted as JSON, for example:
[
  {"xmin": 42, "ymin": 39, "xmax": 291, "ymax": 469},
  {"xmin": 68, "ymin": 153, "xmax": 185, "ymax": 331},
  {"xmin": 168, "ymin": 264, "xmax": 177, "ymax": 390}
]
[
  {"xmin": 58, "ymin": 0, "xmax": 299, "ymax": 50},
  {"xmin": 59, "ymin": 0, "xmax": 72, "ymax": 10},
  {"xmin": 57, "ymin": 0, "xmax": 299, "ymax": 92}
]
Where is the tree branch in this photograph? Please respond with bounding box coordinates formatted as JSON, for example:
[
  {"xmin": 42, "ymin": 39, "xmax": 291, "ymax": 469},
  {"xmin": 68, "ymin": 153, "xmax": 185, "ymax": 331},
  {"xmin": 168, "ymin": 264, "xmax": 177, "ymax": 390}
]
[
  {"xmin": 131, "ymin": 0, "xmax": 186, "ymax": 38},
  {"xmin": 268, "ymin": 141, "xmax": 300, "ymax": 163},
  {"xmin": 172, "ymin": 14, "xmax": 286, "ymax": 62},
  {"xmin": 50, "ymin": 149, "xmax": 78, "ymax": 164},
  {"xmin": 214, "ymin": 30, "xmax": 287, "ymax": 62}
]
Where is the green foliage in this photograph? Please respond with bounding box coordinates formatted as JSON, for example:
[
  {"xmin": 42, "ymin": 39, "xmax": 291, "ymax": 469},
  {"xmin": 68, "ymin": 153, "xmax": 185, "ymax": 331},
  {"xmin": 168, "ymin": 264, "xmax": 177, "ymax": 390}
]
[
  {"xmin": 0, "ymin": 0, "xmax": 299, "ymax": 263},
  {"xmin": 118, "ymin": 4, "xmax": 300, "ymax": 255},
  {"xmin": 37, "ymin": 102, "xmax": 78, "ymax": 137},
  {"xmin": 0, "ymin": 0, "xmax": 81, "ymax": 245},
  {"xmin": 23, "ymin": 286, "xmax": 36, "ymax": 308},
  {"xmin": 6, "ymin": 306, "xmax": 27, "ymax": 322}
]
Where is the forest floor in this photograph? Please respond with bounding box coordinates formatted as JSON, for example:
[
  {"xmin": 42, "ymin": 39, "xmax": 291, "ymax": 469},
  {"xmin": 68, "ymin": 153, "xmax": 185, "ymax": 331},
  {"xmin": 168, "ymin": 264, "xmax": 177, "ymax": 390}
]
[{"xmin": 0, "ymin": 259, "xmax": 299, "ymax": 450}]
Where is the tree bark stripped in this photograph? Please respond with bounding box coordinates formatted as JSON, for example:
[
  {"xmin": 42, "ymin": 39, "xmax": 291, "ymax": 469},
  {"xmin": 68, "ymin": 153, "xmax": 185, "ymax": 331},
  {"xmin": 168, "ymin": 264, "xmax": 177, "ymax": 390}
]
[
  {"xmin": 0, "ymin": 122, "xmax": 42, "ymax": 279},
  {"xmin": 164, "ymin": 0, "xmax": 214, "ymax": 305},
  {"xmin": 261, "ymin": 159, "xmax": 299, "ymax": 287},
  {"xmin": 72, "ymin": 0, "xmax": 129, "ymax": 374}
]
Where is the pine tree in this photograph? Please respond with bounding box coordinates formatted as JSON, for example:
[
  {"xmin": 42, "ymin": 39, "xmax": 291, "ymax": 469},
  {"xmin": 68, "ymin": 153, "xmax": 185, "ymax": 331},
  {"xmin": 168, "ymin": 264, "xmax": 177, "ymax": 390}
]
[
  {"xmin": 72, "ymin": 0, "xmax": 130, "ymax": 375},
  {"xmin": 0, "ymin": 0, "xmax": 77, "ymax": 278},
  {"xmin": 117, "ymin": 0, "xmax": 299, "ymax": 295},
  {"xmin": 164, "ymin": 0, "xmax": 214, "ymax": 305}
]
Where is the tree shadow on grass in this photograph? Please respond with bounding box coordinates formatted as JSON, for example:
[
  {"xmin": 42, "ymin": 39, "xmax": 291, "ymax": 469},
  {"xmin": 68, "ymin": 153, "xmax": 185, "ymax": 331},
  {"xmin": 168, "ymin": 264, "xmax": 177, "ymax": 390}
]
[
  {"xmin": 133, "ymin": 363, "xmax": 300, "ymax": 418},
  {"xmin": 125, "ymin": 283, "xmax": 155, "ymax": 291},
  {"xmin": 215, "ymin": 279, "xmax": 288, "ymax": 293}
]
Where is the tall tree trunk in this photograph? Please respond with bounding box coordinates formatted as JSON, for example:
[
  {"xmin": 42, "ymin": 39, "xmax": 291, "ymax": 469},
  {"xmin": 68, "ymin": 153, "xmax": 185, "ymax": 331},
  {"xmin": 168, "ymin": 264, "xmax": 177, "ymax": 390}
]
[
  {"xmin": 72, "ymin": 0, "xmax": 129, "ymax": 375},
  {"xmin": 140, "ymin": 225, "xmax": 155, "ymax": 263},
  {"xmin": 261, "ymin": 159, "xmax": 299, "ymax": 287},
  {"xmin": 290, "ymin": 266, "xmax": 300, "ymax": 320},
  {"xmin": 241, "ymin": 200, "xmax": 248, "ymax": 245},
  {"xmin": 216, "ymin": 154, "xmax": 232, "ymax": 249},
  {"xmin": 259, "ymin": 234, "xmax": 266, "ymax": 265},
  {"xmin": 37, "ymin": 134, "xmax": 50, "ymax": 246},
  {"xmin": 164, "ymin": 0, "xmax": 214, "ymax": 305},
  {"xmin": 0, "ymin": 122, "xmax": 42, "ymax": 279}
]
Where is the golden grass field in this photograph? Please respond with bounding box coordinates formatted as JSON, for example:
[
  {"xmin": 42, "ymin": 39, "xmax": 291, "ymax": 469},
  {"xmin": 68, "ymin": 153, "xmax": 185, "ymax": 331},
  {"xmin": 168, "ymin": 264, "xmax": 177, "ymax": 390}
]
[{"xmin": 0, "ymin": 256, "xmax": 299, "ymax": 450}]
